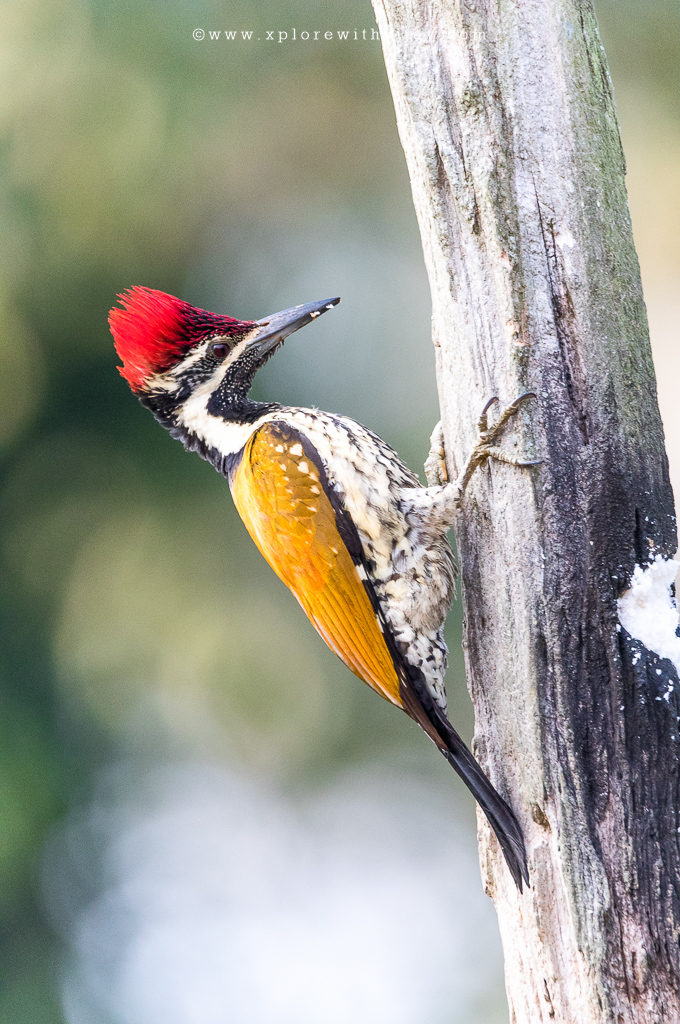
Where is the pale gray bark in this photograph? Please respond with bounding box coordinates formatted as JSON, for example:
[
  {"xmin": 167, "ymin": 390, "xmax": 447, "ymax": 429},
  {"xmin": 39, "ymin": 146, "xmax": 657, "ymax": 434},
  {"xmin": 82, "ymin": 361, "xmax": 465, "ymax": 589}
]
[{"xmin": 372, "ymin": 1, "xmax": 680, "ymax": 1022}]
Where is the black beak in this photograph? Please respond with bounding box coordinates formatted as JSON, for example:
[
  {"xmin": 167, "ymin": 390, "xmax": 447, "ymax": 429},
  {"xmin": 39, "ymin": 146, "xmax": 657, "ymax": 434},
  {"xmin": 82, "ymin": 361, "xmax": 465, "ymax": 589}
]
[{"xmin": 245, "ymin": 297, "xmax": 340, "ymax": 359}]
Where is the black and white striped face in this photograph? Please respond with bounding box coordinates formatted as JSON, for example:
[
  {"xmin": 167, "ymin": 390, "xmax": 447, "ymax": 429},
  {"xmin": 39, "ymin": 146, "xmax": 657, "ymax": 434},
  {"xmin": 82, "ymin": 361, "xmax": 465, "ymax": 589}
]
[
  {"xmin": 141, "ymin": 329, "xmax": 275, "ymax": 458},
  {"xmin": 140, "ymin": 329, "xmax": 259, "ymax": 407},
  {"xmin": 136, "ymin": 296, "xmax": 341, "ymax": 451}
]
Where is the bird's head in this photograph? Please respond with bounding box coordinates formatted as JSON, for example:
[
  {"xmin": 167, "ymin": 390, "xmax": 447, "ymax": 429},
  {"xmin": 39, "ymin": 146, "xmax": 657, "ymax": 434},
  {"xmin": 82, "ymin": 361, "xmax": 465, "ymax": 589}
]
[{"xmin": 109, "ymin": 287, "xmax": 340, "ymax": 429}]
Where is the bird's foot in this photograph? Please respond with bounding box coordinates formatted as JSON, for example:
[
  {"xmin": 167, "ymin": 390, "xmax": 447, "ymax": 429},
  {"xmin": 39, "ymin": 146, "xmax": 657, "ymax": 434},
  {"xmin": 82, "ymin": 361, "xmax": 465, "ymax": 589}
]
[
  {"xmin": 475, "ymin": 391, "xmax": 541, "ymax": 468},
  {"xmin": 451, "ymin": 392, "xmax": 541, "ymax": 504},
  {"xmin": 424, "ymin": 420, "xmax": 449, "ymax": 486}
]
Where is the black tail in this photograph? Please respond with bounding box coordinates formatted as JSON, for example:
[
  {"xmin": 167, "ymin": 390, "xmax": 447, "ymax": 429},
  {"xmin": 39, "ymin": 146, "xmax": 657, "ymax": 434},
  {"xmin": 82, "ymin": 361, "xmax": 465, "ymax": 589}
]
[
  {"xmin": 440, "ymin": 723, "xmax": 529, "ymax": 891},
  {"xmin": 369, "ymin": 608, "xmax": 529, "ymax": 888}
]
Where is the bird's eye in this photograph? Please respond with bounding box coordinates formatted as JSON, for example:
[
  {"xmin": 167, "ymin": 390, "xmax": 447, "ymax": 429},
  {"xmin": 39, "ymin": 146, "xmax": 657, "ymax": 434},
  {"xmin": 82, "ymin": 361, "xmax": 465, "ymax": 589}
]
[{"xmin": 210, "ymin": 341, "xmax": 229, "ymax": 360}]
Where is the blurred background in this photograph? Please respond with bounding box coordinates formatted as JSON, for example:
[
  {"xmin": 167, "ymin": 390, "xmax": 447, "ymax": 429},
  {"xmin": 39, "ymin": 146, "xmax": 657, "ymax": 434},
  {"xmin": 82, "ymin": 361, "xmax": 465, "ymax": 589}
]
[{"xmin": 1, "ymin": 1, "xmax": 678, "ymax": 1021}]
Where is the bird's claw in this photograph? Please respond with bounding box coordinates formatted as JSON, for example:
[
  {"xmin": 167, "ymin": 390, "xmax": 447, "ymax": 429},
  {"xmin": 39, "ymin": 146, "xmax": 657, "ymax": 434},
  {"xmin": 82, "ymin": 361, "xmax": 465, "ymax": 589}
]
[
  {"xmin": 477, "ymin": 396, "xmax": 500, "ymax": 434},
  {"xmin": 478, "ymin": 392, "xmax": 536, "ymax": 446},
  {"xmin": 452, "ymin": 392, "xmax": 540, "ymax": 502},
  {"xmin": 474, "ymin": 444, "xmax": 542, "ymax": 470}
]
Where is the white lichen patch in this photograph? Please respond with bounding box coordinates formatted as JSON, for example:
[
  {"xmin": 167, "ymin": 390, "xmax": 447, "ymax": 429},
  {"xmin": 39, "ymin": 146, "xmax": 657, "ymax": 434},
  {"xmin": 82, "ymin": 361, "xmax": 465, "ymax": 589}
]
[
  {"xmin": 618, "ymin": 556, "xmax": 680, "ymax": 675},
  {"xmin": 555, "ymin": 227, "xmax": 576, "ymax": 249}
]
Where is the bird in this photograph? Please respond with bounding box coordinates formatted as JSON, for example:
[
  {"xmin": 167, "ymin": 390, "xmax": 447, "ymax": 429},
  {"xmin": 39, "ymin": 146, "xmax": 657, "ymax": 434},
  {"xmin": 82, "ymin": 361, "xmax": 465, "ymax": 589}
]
[{"xmin": 109, "ymin": 285, "xmax": 536, "ymax": 890}]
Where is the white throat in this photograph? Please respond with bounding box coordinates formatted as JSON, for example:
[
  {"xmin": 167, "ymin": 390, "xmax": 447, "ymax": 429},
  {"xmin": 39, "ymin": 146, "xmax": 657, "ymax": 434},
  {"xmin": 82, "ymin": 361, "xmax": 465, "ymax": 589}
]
[{"xmin": 175, "ymin": 378, "xmax": 254, "ymax": 456}]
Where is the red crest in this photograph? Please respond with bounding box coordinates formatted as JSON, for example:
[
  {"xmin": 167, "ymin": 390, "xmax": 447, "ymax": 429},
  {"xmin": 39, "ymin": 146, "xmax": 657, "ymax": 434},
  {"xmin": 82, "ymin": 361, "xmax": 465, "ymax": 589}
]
[{"xmin": 109, "ymin": 287, "xmax": 255, "ymax": 391}]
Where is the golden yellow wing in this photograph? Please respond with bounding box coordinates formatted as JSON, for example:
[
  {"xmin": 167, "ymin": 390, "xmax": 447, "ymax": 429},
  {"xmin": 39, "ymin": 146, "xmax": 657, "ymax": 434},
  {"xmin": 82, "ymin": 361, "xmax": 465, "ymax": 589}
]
[{"xmin": 229, "ymin": 421, "xmax": 403, "ymax": 707}]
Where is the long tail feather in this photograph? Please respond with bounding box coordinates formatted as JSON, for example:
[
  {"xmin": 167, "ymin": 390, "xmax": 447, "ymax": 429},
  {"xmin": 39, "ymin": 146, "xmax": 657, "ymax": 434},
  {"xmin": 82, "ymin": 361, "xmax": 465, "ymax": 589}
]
[
  {"xmin": 381, "ymin": 632, "xmax": 529, "ymax": 888},
  {"xmin": 440, "ymin": 723, "xmax": 529, "ymax": 891}
]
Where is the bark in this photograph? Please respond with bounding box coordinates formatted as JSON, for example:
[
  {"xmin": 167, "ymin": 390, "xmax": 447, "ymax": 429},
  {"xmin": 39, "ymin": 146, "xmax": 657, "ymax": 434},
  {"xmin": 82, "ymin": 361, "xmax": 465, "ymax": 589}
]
[{"xmin": 372, "ymin": 1, "xmax": 680, "ymax": 1021}]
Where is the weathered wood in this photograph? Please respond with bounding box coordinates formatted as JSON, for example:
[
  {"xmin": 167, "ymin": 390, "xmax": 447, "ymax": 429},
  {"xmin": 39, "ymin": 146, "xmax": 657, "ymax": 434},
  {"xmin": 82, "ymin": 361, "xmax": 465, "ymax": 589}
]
[{"xmin": 372, "ymin": 0, "xmax": 680, "ymax": 1021}]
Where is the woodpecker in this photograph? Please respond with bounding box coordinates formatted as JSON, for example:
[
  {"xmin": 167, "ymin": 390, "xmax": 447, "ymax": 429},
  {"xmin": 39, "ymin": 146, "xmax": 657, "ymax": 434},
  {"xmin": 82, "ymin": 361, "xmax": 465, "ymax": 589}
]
[{"xmin": 110, "ymin": 286, "xmax": 535, "ymax": 890}]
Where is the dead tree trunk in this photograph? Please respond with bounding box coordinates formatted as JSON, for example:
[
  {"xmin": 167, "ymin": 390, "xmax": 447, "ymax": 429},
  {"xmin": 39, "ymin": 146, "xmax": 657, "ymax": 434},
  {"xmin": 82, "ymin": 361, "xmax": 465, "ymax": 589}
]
[{"xmin": 372, "ymin": 0, "xmax": 680, "ymax": 1020}]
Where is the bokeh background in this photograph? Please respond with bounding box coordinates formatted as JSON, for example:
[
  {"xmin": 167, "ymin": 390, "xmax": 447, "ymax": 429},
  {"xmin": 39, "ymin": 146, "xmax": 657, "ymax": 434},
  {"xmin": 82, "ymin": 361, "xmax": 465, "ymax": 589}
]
[{"xmin": 2, "ymin": 1, "xmax": 678, "ymax": 1021}]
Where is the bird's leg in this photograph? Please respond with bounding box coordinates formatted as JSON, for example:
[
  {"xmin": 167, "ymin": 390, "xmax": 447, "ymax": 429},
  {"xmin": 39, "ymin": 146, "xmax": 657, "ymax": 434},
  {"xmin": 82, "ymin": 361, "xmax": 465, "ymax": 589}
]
[{"xmin": 413, "ymin": 393, "xmax": 540, "ymax": 532}]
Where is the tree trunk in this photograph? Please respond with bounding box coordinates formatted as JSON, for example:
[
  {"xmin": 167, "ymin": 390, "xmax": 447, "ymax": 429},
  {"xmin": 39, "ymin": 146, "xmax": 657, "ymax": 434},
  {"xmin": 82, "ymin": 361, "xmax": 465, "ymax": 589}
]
[{"xmin": 372, "ymin": 1, "xmax": 680, "ymax": 1021}]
